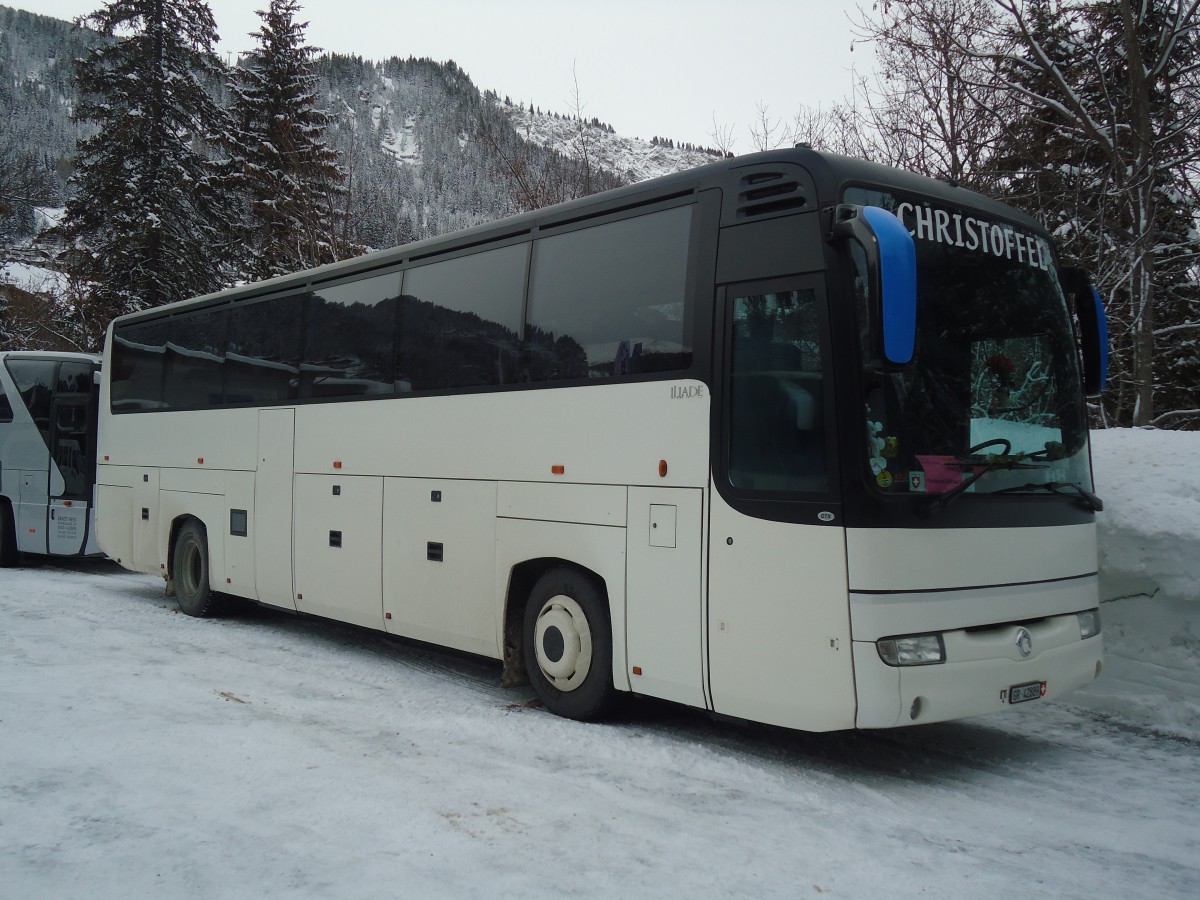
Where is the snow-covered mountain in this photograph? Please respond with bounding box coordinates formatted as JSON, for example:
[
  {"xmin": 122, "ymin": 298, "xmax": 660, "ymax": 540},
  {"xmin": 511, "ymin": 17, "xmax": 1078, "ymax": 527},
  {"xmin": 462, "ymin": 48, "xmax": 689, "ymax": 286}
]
[
  {"xmin": 500, "ymin": 102, "xmax": 722, "ymax": 185},
  {"xmin": 0, "ymin": 4, "xmax": 717, "ymax": 257}
]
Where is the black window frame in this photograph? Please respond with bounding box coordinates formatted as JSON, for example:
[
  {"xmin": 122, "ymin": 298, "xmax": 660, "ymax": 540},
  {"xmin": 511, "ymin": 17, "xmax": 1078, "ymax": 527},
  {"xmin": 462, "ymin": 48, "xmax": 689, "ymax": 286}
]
[
  {"xmin": 109, "ymin": 196, "xmax": 708, "ymax": 415},
  {"xmin": 713, "ymin": 274, "xmax": 844, "ymax": 524}
]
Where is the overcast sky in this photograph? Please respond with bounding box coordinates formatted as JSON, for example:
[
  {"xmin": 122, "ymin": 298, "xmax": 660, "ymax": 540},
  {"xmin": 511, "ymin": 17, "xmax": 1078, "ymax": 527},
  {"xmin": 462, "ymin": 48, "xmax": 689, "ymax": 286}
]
[{"xmin": 19, "ymin": 0, "xmax": 869, "ymax": 151}]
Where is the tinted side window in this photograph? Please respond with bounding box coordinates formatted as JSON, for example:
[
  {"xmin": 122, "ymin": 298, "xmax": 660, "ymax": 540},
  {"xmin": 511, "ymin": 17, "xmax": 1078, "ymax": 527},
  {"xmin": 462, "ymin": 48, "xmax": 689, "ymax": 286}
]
[
  {"xmin": 728, "ymin": 288, "xmax": 829, "ymax": 493},
  {"xmin": 226, "ymin": 293, "xmax": 307, "ymax": 404},
  {"xmin": 111, "ymin": 321, "xmax": 169, "ymax": 411},
  {"xmin": 0, "ymin": 390, "xmax": 12, "ymax": 423},
  {"xmin": 526, "ymin": 206, "xmax": 693, "ymax": 381},
  {"xmin": 57, "ymin": 362, "xmax": 95, "ymax": 395},
  {"xmin": 7, "ymin": 358, "xmax": 58, "ymax": 434},
  {"xmin": 162, "ymin": 310, "xmax": 229, "ymax": 409},
  {"xmin": 304, "ymin": 272, "xmax": 401, "ymax": 398},
  {"xmin": 400, "ymin": 243, "xmax": 527, "ymax": 391}
]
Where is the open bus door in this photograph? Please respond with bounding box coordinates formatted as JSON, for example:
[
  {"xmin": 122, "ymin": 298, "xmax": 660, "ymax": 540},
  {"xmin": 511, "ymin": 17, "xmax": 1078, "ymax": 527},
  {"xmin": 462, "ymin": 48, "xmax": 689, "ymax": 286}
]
[{"xmin": 46, "ymin": 394, "xmax": 93, "ymax": 555}]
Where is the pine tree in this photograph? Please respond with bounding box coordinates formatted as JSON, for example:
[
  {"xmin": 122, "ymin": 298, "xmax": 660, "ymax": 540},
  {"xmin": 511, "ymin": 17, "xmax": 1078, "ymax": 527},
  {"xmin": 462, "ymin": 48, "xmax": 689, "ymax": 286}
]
[
  {"xmin": 226, "ymin": 0, "xmax": 344, "ymax": 281},
  {"xmin": 985, "ymin": 0, "xmax": 1200, "ymax": 427},
  {"xmin": 60, "ymin": 0, "xmax": 232, "ymax": 319}
]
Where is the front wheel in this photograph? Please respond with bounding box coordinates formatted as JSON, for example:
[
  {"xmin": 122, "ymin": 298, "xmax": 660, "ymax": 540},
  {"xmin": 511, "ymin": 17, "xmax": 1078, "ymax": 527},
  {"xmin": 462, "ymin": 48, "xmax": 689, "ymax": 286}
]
[
  {"xmin": 523, "ymin": 567, "xmax": 617, "ymax": 721},
  {"xmin": 172, "ymin": 520, "xmax": 217, "ymax": 617}
]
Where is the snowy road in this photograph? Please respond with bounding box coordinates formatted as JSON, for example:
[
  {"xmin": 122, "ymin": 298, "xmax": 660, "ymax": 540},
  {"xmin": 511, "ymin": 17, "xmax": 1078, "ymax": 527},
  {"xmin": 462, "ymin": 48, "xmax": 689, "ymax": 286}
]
[{"xmin": 2, "ymin": 561, "xmax": 1197, "ymax": 899}]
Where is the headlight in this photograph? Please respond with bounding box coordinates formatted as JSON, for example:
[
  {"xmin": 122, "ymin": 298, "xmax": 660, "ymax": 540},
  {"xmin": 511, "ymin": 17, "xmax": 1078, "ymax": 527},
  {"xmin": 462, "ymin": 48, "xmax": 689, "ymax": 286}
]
[
  {"xmin": 1077, "ymin": 609, "xmax": 1101, "ymax": 639},
  {"xmin": 877, "ymin": 633, "xmax": 946, "ymax": 666}
]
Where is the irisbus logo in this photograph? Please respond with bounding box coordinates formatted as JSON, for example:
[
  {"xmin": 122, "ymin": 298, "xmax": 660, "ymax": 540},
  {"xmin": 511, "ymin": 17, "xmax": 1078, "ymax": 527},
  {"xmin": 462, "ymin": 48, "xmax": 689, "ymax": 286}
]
[{"xmin": 671, "ymin": 385, "xmax": 705, "ymax": 400}]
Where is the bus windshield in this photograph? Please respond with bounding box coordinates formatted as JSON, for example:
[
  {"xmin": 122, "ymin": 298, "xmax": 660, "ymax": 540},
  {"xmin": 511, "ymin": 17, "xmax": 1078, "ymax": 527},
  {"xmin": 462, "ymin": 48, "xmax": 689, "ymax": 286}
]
[{"xmin": 846, "ymin": 187, "xmax": 1092, "ymax": 498}]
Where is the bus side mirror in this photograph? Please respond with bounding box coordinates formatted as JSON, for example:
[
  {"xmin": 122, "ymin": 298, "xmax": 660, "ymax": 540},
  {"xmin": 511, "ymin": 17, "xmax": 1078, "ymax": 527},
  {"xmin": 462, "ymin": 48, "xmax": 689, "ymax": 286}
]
[
  {"xmin": 833, "ymin": 205, "xmax": 917, "ymax": 367},
  {"xmin": 1061, "ymin": 267, "xmax": 1109, "ymax": 397}
]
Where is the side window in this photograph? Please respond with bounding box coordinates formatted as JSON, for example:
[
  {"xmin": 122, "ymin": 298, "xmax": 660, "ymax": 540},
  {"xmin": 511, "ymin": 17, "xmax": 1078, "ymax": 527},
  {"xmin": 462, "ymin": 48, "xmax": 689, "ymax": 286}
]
[
  {"xmin": 526, "ymin": 205, "xmax": 693, "ymax": 381},
  {"xmin": 304, "ymin": 272, "xmax": 401, "ymax": 398},
  {"xmin": 5, "ymin": 358, "xmax": 57, "ymax": 437},
  {"xmin": 162, "ymin": 309, "xmax": 229, "ymax": 409},
  {"xmin": 727, "ymin": 287, "xmax": 829, "ymax": 493},
  {"xmin": 400, "ymin": 243, "xmax": 526, "ymax": 391},
  {"xmin": 56, "ymin": 362, "xmax": 95, "ymax": 395},
  {"xmin": 226, "ymin": 293, "xmax": 306, "ymax": 404},
  {"xmin": 111, "ymin": 321, "xmax": 169, "ymax": 411},
  {"xmin": 0, "ymin": 387, "xmax": 12, "ymax": 423}
]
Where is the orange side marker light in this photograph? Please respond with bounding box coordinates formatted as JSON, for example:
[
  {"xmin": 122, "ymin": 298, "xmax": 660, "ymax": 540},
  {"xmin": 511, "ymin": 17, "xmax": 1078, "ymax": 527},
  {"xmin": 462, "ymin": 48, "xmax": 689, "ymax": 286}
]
[
  {"xmin": 551, "ymin": 465, "xmax": 565, "ymax": 475},
  {"xmin": 658, "ymin": 459, "xmax": 668, "ymax": 478}
]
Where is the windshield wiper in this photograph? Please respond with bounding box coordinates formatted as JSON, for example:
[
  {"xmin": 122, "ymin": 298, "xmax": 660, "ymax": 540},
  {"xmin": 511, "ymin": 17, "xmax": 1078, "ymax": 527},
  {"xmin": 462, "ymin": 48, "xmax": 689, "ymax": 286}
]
[
  {"xmin": 919, "ymin": 455, "xmax": 1047, "ymax": 517},
  {"xmin": 989, "ymin": 481, "xmax": 1104, "ymax": 511}
]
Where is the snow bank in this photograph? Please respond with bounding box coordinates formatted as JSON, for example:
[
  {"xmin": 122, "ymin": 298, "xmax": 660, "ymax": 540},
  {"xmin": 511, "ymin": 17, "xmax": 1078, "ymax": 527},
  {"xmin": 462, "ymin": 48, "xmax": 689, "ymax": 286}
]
[
  {"xmin": 1092, "ymin": 427, "xmax": 1200, "ymax": 603},
  {"xmin": 1075, "ymin": 428, "xmax": 1200, "ymax": 740}
]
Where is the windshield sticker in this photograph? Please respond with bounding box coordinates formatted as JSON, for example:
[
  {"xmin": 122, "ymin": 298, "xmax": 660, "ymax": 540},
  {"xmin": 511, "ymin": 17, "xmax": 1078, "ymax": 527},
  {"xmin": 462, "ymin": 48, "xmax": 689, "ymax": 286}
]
[
  {"xmin": 894, "ymin": 202, "xmax": 1051, "ymax": 272},
  {"xmin": 908, "ymin": 471, "xmax": 926, "ymax": 492},
  {"xmin": 916, "ymin": 455, "xmax": 965, "ymax": 493}
]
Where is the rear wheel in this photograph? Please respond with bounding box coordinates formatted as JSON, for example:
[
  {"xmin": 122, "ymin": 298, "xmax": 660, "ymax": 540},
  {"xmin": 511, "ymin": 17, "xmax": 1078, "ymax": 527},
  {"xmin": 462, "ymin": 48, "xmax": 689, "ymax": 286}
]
[
  {"xmin": 172, "ymin": 520, "xmax": 217, "ymax": 617},
  {"xmin": 0, "ymin": 501, "xmax": 17, "ymax": 568},
  {"xmin": 523, "ymin": 567, "xmax": 616, "ymax": 721}
]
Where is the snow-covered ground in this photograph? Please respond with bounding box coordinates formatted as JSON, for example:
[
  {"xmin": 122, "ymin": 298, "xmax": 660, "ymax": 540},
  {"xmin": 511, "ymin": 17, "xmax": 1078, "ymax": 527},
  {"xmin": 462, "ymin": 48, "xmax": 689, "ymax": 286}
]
[
  {"xmin": 0, "ymin": 259, "xmax": 67, "ymax": 296},
  {"xmin": 1, "ymin": 429, "xmax": 1197, "ymax": 898}
]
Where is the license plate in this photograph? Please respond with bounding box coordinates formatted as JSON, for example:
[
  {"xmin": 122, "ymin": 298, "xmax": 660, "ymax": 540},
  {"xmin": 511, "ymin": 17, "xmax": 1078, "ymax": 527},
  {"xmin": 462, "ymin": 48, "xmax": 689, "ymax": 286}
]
[{"xmin": 1007, "ymin": 681, "xmax": 1046, "ymax": 704}]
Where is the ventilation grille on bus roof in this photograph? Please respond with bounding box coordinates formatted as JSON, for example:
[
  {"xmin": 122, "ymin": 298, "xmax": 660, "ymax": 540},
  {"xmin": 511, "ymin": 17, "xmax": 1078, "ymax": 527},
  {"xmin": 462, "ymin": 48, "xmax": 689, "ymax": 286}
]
[{"xmin": 735, "ymin": 171, "xmax": 808, "ymax": 219}]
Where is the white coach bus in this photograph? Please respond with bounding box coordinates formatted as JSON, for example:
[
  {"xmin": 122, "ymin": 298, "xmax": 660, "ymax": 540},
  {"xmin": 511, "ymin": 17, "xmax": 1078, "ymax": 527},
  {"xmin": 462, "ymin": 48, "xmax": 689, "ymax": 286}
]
[
  {"xmin": 97, "ymin": 148, "xmax": 1109, "ymax": 731},
  {"xmin": 0, "ymin": 351, "xmax": 103, "ymax": 565}
]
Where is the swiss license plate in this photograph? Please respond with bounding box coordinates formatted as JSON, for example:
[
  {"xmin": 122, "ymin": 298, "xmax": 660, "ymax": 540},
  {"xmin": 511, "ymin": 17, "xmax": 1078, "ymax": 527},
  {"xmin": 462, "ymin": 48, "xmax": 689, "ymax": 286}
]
[{"xmin": 1007, "ymin": 681, "xmax": 1046, "ymax": 704}]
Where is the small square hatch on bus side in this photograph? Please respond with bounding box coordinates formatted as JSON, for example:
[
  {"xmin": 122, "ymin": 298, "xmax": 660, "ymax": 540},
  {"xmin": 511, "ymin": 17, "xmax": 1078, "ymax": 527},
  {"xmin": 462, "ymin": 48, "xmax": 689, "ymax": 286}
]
[{"xmin": 649, "ymin": 505, "xmax": 677, "ymax": 549}]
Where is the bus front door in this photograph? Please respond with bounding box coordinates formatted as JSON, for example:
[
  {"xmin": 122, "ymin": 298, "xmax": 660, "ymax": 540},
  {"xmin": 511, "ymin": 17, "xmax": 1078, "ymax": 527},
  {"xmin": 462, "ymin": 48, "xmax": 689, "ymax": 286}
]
[{"xmin": 46, "ymin": 394, "xmax": 92, "ymax": 556}]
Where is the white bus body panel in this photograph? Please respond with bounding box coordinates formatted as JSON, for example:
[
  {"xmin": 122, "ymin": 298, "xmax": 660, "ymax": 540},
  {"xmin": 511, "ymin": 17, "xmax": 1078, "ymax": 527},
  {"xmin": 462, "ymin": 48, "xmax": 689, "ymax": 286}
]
[
  {"xmin": 255, "ymin": 409, "xmax": 295, "ymax": 610},
  {"xmin": 707, "ymin": 486, "xmax": 856, "ymax": 732},
  {"xmin": 223, "ymin": 470, "xmax": 256, "ymax": 599},
  {"xmin": 48, "ymin": 498, "xmax": 88, "ymax": 555},
  {"xmin": 18, "ymin": 470, "xmax": 49, "ymax": 554},
  {"xmin": 95, "ymin": 483, "xmax": 134, "ymax": 566},
  {"xmin": 845, "ymin": 523, "xmax": 1097, "ymax": 593},
  {"xmin": 846, "ymin": 525, "xmax": 1102, "ymax": 728},
  {"xmin": 626, "ymin": 486, "xmax": 706, "ymax": 708},
  {"xmin": 97, "ymin": 382, "xmax": 711, "ymax": 695},
  {"xmin": 383, "ymin": 477, "xmax": 498, "ymax": 656},
  {"xmin": 294, "ymin": 474, "xmax": 383, "ymax": 629}
]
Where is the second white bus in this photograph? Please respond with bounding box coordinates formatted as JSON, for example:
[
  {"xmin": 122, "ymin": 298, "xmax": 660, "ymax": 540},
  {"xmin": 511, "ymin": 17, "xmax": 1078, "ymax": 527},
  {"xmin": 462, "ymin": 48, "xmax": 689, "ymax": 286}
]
[{"xmin": 1, "ymin": 351, "xmax": 103, "ymax": 566}]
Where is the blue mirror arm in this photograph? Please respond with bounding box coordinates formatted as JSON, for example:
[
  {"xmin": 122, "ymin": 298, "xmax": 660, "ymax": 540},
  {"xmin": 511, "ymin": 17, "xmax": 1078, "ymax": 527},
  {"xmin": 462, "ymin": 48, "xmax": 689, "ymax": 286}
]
[{"xmin": 861, "ymin": 206, "xmax": 917, "ymax": 366}]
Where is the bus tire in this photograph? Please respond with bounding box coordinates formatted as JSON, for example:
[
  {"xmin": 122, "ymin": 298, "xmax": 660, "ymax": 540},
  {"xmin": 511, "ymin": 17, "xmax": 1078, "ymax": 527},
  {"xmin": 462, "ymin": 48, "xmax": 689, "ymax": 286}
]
[
  {"xmin": 522, "ymin": 567, "xmax": 616, "ymax": 721},
  {"xmin": 172, "ymin": 520, "xmax": 217, "ymax": 618},
  {"xmin": 0, "ymin": 501, "xmax": 17, "ymax": 568}
]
